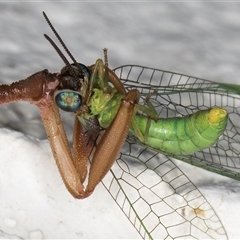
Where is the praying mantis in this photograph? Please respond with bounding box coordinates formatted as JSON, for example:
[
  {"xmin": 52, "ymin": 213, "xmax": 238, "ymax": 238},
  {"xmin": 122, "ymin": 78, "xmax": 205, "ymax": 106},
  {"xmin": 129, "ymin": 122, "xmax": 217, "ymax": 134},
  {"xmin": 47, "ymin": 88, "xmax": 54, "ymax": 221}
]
[{"xmin": 0, "ymin": 10, "xmax": 238, "ymax": 236}]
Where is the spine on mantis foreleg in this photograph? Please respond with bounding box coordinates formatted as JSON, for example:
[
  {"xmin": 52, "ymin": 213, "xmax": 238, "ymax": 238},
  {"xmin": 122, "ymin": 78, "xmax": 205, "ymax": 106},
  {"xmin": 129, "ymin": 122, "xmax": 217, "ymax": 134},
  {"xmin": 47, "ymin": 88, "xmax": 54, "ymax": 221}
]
[{"xmin": 132, "ymin": 107, "xmax": 228, "ymax": 155}]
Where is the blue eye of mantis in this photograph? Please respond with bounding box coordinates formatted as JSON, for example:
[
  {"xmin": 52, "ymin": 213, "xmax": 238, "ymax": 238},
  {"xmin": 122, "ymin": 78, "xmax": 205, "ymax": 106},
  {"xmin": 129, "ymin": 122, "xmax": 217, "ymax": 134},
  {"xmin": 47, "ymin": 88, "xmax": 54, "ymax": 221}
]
[{"xmin": 54, "ymin": 90, "xmax": 82, "ymax": 112}]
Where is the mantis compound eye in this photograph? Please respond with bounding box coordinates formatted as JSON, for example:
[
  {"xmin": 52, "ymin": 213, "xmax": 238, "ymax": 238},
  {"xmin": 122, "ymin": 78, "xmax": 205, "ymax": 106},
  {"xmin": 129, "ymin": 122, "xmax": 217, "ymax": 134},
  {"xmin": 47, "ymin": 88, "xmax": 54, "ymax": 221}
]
[
  {"xmin": 78, "ymin": 63, "xmax": 90, "ymax": 80},
  {"xmin": 54, "ymin": 89, "xmax": 82, "ymax": 112}
]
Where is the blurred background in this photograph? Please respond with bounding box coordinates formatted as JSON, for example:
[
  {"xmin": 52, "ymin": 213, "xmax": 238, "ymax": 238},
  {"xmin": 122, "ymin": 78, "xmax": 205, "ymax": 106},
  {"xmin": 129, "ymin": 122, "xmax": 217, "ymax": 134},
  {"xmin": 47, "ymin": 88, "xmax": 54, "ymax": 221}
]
[
  {"xmin": 1, "ymin": 2, "xmax": 240, "ymax": 139},
  {"xmin": 0, "ymin": 2, "xmax": 240, "ymax": 239}
]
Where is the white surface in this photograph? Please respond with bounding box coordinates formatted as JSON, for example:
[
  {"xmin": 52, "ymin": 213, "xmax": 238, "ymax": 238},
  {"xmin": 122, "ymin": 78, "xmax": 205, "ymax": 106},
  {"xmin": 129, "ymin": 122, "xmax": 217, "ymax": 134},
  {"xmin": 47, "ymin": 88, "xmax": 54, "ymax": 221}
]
[
  {"xmin": 0, "ymin": 128, "xmax": 140, "ymax": 239},
  {"xmin": 0, "ymin": 2, "xmax": 240, "ymax": 239},
  {"xmin": 0, "ymin": 128, "xmax": 240, "ymax": 239}
]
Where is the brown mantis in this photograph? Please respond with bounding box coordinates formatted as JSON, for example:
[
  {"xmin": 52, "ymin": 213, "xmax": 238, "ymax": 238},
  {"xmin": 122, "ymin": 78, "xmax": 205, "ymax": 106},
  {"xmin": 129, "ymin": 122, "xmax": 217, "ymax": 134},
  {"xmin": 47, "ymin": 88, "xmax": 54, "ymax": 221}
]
[{"xmin": 0, "ymin": 12, "xmax": 142, "ymax": 199}]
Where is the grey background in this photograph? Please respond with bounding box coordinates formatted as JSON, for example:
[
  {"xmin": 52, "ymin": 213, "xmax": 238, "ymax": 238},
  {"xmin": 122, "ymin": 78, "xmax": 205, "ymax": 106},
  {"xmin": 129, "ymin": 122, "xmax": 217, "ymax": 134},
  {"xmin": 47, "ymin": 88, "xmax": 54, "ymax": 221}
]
[
  {"xmin": 0, "ymin": 2, "xmax": 240, "ymax": 139},
  {"xmin": 0, "ymin": 2, "xmax": 240, "ymax": 239}
]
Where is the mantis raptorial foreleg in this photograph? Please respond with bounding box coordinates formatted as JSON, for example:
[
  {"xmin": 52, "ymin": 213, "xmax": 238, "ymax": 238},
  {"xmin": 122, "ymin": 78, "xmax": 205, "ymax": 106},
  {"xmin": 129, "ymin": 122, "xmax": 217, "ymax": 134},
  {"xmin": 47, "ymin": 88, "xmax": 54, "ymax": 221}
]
[
  {"xmin": 0, "ymin": 68, "xmax": 139, "ymax": 198},
  {"xmin": 0, "ymin": 70, "xmax": 84, "ymax": 197},
  {"xmin": 72, "ymin": 118, "xmax": 89, "ymax": 183},
  {"xmin": 85, "ymin": 89, "xmax": 139, "ymax": 196},
  {"xmin": 42, "ymin": 86, "xmax": 140, "ymax": 198}
]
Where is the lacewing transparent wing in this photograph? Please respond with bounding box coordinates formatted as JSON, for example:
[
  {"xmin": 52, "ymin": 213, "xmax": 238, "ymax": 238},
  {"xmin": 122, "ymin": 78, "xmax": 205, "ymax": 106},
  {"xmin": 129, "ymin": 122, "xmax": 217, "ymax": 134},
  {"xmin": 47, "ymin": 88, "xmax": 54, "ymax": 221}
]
[
  {"xmin": 100, "ymin": 65, "xmax": 240, "ymax": 239},
  {"xmin": 102, "ymin": 143, "xmax": 227, "ymax": 239},
  {"xmin": 115, "ymin": 65, "xmax": 240, "ymax": 180}
]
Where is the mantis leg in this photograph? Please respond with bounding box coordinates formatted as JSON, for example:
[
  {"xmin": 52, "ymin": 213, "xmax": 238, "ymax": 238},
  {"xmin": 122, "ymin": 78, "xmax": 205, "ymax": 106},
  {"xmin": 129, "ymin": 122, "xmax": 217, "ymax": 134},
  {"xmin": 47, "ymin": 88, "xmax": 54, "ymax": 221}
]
[
  {"xmin": 84, "ymin": 89, "xmax": 140, "ymax": 197},
  {"xmin": 0, "ymin": 70, "xmax": 55, "ymax": 104},
  {"xmin": 0, "ymin": 70, "xmax": 139, "ymax": 199},
  {"xmin": 72, "ymin": 117, "xmax": 89, "ymax": 183},
  {"xmin": 72, "ymin": 116, "xmax": 102, "ymax": 184},
  {"xmin": 0, "ymin": 70, "xmax": 87, "ymax": 198},
  {"xmin": 39, "ymin": 96, "xmax": 85, "ymax": 198}
]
